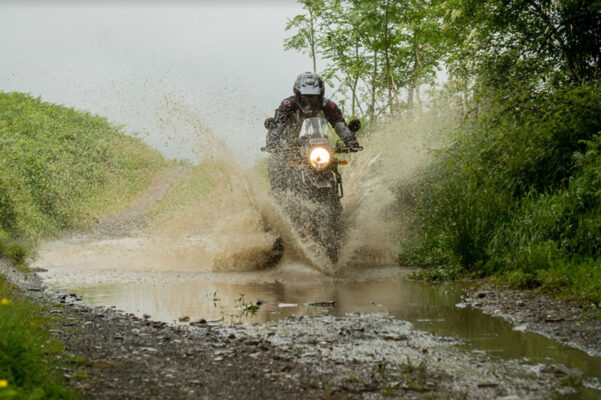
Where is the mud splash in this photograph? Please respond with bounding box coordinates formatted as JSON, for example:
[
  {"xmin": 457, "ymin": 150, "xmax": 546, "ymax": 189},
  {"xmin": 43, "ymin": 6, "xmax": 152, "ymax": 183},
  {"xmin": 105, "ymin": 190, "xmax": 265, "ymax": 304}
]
[
  {"xmin": 36, "ymin": 98, "xmax": 450, "ymax": 275},
  {"xmin": 336, "ymin": 111, "xmax": 451, "ymax": 268},
  {"xmin": 149, "ymin": 98, "xmax": 331, "ymax": 272}
]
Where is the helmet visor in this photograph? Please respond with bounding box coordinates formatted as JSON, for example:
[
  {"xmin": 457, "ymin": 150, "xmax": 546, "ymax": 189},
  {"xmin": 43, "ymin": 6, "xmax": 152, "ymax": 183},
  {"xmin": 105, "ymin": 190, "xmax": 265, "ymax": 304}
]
[
  {"xmin": 298, "ymin": 83, "xmax": 322, "ymax": 95},
  {"xmin": 299, "ymin": 95, "xmax": 322, "ymax": 113}
]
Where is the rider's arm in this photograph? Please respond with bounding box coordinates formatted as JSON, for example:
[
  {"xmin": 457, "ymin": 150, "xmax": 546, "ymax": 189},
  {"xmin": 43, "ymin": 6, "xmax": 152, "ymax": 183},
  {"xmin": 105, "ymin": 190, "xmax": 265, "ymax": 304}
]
[
  {"xmin": 270, "ymin": 98, "xmax": 296, "ymax": 143},
  {"xmin": 323, "ymin": 100, "xmax": 358, "ymax": 145}
]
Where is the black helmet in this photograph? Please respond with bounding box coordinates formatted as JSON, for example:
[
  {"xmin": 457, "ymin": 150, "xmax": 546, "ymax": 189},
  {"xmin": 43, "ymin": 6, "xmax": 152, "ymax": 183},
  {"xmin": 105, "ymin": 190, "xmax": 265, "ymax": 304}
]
[
  {"xmin": 293, "ymin": 72, "xmax": 325, "ymax": 114},
  {"xmin": 293, "ymin": 72, "xmax": 325, "ymax": 97}
]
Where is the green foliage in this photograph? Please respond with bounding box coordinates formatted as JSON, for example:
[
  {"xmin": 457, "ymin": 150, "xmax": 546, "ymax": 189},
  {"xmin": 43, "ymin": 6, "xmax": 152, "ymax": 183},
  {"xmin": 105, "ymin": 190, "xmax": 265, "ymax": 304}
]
[
  {"xmin": 442, "ymin": 0, "xmax": 601, "ymax": 88},
  {"xmin": 397, "ymin": 0, "xmax": 601, "ymax": 301},
  {"xmin": 403, "ymin": 82, "xmax": 601, "ymax": 303},
  {"xmin": 285, "ymin": 0, "xmax": 447, "ymax": 118},
  {"xmin": 0, "ymin": 91, "xmax": 166, "ymax": 248},
  {"xmin": 1, "ymin": 244, "xmax": 27, "ymax": 266},
  {"xmin": 284, "ymin": 0, "xmax": 323, "ymax": 73},
  {"xmin": 0, "ymin": 277, "xmax": 76, "ymax": 399},
  {"xmin": 0, "ymin": 231, "xmax": 9, "ymax": 253},
  {"xmin": 286, "ymin": 0, "xmax": 600, "ymax": 118}
]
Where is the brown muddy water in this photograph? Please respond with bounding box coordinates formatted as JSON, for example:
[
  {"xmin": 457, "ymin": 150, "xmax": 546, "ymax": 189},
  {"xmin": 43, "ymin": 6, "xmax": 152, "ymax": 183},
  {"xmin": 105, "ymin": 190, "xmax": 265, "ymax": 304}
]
[{"xmin": 36, "ymin": 246, "xmax": 601, "ymax": 398}]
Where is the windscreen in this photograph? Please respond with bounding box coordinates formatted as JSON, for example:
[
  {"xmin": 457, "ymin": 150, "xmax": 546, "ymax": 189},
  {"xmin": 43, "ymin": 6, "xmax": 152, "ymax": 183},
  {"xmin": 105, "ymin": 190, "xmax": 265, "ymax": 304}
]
[{"xmin": 298, "ymin": 117, "xmax": 332, "ymax": 140}]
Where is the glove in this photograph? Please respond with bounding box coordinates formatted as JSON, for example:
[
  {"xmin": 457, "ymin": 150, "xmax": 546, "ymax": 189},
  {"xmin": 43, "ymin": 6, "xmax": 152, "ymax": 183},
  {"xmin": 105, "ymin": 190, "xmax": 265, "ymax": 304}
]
[{"xmin": 345, "ymin": 139, "xmax": 361, "ymax": 152}]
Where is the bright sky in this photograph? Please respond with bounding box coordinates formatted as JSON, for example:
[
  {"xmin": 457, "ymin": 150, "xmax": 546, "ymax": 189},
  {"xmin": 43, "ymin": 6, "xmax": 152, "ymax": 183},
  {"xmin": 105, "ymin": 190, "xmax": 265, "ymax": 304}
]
[{"xmin": 0, "ymin": 1, "xmax": 313, "ymax": 164}]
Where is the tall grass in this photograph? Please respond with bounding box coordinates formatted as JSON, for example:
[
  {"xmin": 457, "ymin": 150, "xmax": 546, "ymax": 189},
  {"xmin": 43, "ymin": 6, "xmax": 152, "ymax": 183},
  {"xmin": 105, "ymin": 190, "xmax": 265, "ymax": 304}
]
[
  {"xmin": 0, "ymin": 92, "xmax": 169, "ymax": 396},
  {"xmin": 0, "ymin": 276, "xmax": 76, "ymax": 399},
  {"xmin": 0, "ymin": 91, "xmax": 166, "ymax": 252},
  {"xmin": 401, "ymin": 84, "xmax": 601, "ymax": 304}
]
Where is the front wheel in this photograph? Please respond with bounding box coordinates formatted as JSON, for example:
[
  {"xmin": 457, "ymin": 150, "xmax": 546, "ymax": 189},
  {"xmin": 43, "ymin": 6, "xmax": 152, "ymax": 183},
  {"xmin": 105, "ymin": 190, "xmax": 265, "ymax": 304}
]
[{"xmin": 310, "ymin": 189, "xmax": 342, "ymax": 263}]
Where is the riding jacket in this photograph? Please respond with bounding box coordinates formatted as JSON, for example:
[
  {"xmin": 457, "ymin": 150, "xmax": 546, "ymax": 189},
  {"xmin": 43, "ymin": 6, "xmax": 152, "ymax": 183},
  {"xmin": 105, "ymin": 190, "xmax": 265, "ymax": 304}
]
[{"xmin": 267, "ymin": 96, "xmax": 356, "ymax": 147}]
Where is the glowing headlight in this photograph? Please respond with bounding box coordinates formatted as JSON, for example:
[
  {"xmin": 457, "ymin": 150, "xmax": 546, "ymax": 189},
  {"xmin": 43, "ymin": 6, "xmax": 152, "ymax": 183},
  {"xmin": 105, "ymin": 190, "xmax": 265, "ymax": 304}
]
[{"xmin": 308, "ymin": 146, "xmax": 331, "ymax": 169}]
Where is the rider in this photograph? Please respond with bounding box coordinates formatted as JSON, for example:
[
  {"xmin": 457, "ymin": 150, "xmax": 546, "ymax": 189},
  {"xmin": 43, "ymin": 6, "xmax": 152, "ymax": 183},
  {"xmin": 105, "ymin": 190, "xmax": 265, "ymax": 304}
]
[{"xmin": 266, "ymin": 72, "xmax": 361, "ymax": 150}]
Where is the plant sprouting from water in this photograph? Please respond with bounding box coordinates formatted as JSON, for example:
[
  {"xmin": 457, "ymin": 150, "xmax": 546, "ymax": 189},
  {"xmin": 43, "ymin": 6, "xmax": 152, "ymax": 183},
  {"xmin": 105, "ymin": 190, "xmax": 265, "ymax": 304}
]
[{"xmin": 235, "ymin": 294, "xmax": 261, "ymax": 318}]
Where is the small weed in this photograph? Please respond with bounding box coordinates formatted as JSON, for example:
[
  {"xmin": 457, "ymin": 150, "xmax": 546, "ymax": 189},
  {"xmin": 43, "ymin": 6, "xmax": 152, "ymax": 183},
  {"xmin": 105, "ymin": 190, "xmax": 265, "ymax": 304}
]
[
  {"xmin": 407, "ymin": 379, "xmax": 425, "ymax": 392},
  {"xmin": 401, "ymin": 357, "xmax": 426, "ymax": 374},
  {"xmin": 13, "ymin": 264, "xmax": 32, "ymax": 273},
  {"xmin": 377, "ymin": 361, "xmax": 388, "ymax": 375},
  {"xmin": 67, "ymin": 354, "xmax": 90, "ymax": 367},
  {"xmin": 382, "ymin": 386, "xmax": 397, "ymax": 396},
  {"xmin": 73, "ymin": 371, "xmax": 89, "ymax": 380},
  {"xmin": 236, "ymin": 294, "xmax": 261, "ymax": 317},
  {"xmin": 401, "ymin": 357, "xmax": 415, "ymax": 373},
  {"xmin": 344, "ymin": 373, "xmax": 360, "ymax": 384}
]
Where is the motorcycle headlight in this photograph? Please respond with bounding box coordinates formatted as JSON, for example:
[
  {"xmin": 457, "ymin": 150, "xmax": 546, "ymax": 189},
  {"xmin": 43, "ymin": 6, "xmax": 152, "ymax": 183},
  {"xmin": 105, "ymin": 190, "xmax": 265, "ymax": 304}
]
[{"xmin": 308, "ymin": 146, "xmax": 331, "ymax": 169}]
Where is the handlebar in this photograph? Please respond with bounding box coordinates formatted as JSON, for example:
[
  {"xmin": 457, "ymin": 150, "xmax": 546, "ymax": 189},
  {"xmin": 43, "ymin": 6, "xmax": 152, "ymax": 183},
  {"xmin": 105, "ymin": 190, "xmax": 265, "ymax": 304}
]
[
  {"xmin": 335, "ymin": 145, "xmax": 363, "ymax": 154},
  {"xmin": 261, "ymin": 145, "xmax": 297, "ymax": 153},
  {"xmin": 335, "ymin": 141, "xmax": 363, "ymax": 154},
  {"xmin": 261, "ymin": 142, "xmax": 363, "ymax": 153}
]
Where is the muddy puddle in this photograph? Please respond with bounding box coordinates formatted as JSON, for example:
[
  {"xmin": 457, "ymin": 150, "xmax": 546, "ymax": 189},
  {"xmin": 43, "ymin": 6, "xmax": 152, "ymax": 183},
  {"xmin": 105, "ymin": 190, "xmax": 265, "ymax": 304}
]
[{"xmin": 37, "ymin": 249, "xmax": 601, "ymax": 398}]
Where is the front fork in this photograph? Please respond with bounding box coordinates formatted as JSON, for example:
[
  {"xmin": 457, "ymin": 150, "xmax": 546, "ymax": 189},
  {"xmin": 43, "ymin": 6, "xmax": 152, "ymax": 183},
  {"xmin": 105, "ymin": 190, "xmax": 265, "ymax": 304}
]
[
  {"xmin": 335, "ymin": 171, "xmax": 343, "ymax": 199},
  {"xmin": 332, "ymin": 162, "xmax": 343, "ymax": 199}
]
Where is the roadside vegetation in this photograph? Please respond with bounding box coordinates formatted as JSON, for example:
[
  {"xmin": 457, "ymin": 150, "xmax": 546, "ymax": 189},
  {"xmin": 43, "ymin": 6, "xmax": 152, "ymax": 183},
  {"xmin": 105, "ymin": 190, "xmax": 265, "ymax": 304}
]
[
  {"xmin": 0, "ymin": 275, "xmax": 76, "ymax": 399},
  {"xmin": 0, "ymin": 91, "xmax": 166, "ymax": 260},
  {"xmin": 0, "ymin": 92, "xmax": 167, "ymax": 398},
  {"xmin": 286, "ymin": 0, "xmax": 601, "ymax": 304}
]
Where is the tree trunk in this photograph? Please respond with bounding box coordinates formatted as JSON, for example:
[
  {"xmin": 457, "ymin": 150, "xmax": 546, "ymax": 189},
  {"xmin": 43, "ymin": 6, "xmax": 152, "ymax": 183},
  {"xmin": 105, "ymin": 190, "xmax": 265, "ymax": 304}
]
[
  {"xmin": 370, "ymin": 48, "xmax": 378, "ymax": 120},
  {"xmin": 309, "ymin": 8, "xmax": 317, "ymax": 72},
  {"xmin": 351, "ymin": 76, "xmax": 358, "ymax": 117},
  {"xmin": 351, "ymin": 43, "xmax": 359, "ymax": 116},
  {"xmin": 416, "ymin": 84, "xmax": 422, "ymax": 113},
  {"xmin": 384, "ymin": 0, "xmax": 393, "ymax": 114},
  {"xmin": 408, "ymin": 29, "xmax": 420, "ymax": 110}
]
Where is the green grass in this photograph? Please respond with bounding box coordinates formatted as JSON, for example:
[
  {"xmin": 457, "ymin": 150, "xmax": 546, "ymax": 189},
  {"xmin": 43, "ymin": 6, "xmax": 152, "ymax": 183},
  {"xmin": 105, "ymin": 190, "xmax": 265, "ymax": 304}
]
[
  {"xmin": 0, "ymin": 91, "xmax": 167, "ymax": 251},
  {"xmin": 401, "ymin": 83, "xmax": 601, "ymax": 305},
  {"xmin": 0, "ymin": 276, "xmax": 76, "ymax": 399},
  {"xmin": 0, "ymin": 92, "xmax": 172, "ymax": 398}
]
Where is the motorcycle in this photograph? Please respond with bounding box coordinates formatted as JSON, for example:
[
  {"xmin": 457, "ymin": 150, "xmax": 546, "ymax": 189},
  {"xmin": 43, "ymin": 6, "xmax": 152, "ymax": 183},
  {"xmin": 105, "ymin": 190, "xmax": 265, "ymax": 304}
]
[{"xmin": 261, "ymin": 115, "xmax": 362, "ymax": 262}]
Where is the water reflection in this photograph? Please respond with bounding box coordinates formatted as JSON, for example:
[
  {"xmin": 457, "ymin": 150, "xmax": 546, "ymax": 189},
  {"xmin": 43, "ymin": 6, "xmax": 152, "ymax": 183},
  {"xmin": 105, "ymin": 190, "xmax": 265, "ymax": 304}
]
[{"xmin": 43, "ymin": 265, "xmax": 601, "ymax": 393}]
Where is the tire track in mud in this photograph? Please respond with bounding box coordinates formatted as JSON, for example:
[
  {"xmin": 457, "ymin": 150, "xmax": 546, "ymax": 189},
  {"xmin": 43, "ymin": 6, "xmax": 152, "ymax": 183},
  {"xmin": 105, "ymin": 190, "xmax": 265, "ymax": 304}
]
[{"xmin": 89, "ymin": 165, "xmax": 193, "ymax": 238}]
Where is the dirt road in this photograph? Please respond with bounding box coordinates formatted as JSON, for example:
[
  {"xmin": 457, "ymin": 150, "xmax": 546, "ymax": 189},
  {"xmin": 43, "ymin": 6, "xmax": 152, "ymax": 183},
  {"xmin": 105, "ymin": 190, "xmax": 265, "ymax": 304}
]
[{"xmin": 3, "ymin": 260, "xmax": 584, "ymax": 399}]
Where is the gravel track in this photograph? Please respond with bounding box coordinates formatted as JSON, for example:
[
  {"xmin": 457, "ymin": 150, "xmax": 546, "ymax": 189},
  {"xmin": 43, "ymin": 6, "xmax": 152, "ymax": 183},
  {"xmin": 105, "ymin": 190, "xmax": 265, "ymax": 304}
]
[
  {"xmin": 1, "ymin": 260, "xmax": 583, "ymax": 400},
  {"xmin": 464, "ymin": 287, "xmax": 601, "ymax": 358}
]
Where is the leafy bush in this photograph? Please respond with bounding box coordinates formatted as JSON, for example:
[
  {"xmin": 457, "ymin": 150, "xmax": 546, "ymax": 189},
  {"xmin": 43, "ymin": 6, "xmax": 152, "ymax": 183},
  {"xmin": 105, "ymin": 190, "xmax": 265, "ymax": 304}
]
[
  {"xmin": 1, "ymin": 244, "xmax": 27, "ymax": 266},
  {"xmin": 402, "ymin": 83, "xmax": 601, "ymax": 303}
]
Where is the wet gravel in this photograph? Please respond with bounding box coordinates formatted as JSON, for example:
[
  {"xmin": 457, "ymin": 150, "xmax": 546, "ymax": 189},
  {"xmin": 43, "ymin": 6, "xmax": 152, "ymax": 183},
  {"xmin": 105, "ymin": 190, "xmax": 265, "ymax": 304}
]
[
  {"xmin": 464, "ymin": 287, "xmax": 601, "ymax": 357},
  {"xmin": 51, "ymin": 302, "xmax": 569, "ymax": 400},
  {"xmin": 1, "ymin": 261, "xmax": 592, "ymax": 399}
]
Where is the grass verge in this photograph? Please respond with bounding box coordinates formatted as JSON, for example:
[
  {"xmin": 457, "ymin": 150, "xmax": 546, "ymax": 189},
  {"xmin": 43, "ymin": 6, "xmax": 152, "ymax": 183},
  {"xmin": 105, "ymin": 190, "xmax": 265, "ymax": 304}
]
[
  {"xmin": 0, "ymin": 91, "xmax": 167, "ymax": 254},
  {"xmin": 0, "ymin": 275, "xmax": 76, "ymax": 399},
  {"xmin": 0, "ymin": 91, "xmax": 171, "ymax": 398}
]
